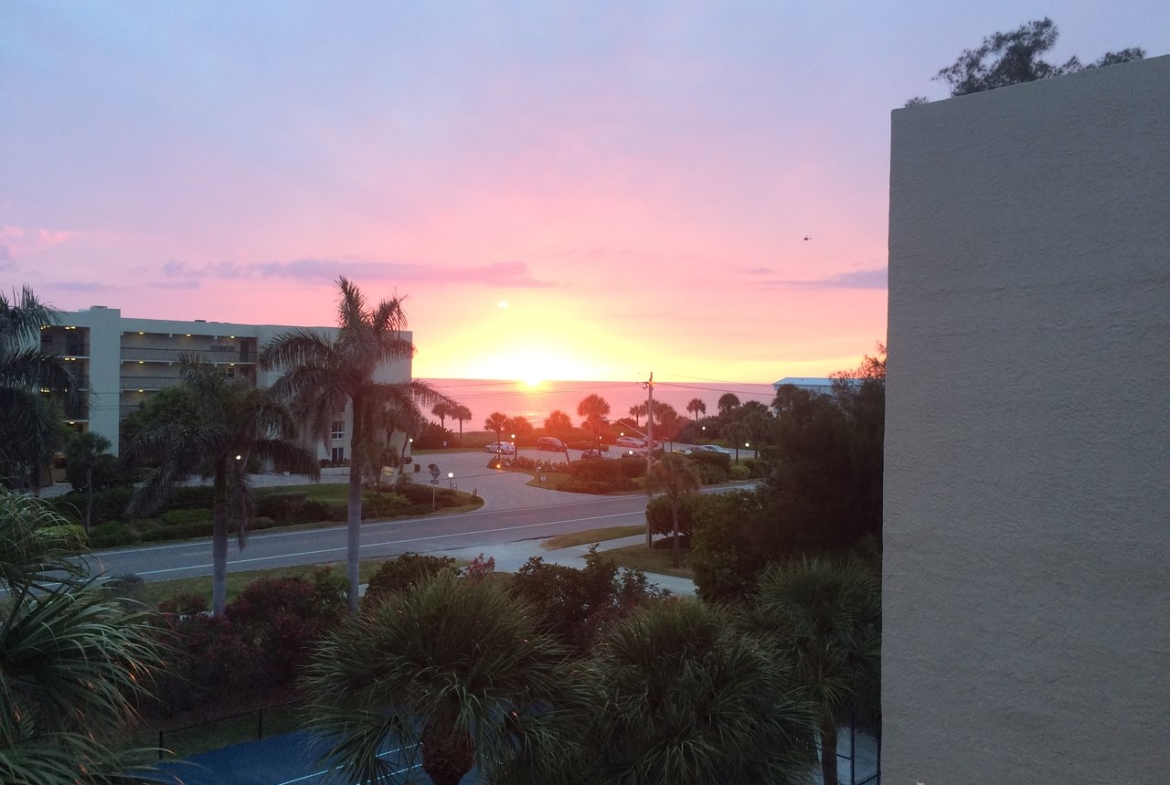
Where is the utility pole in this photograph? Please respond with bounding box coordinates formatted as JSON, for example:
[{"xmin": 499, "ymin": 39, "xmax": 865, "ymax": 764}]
[{"xmin": 644, "ymin": 371, "xmax": 654, "ymax": 549}]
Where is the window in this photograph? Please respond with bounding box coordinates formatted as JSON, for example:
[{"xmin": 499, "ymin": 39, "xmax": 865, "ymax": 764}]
[
  {"xmin": 331, "ymin": 446, "xmax": 345, "ymax": 463},
  {"xmin": 331, "ymin": 420, "xmax": 345, "ymax": 440}
]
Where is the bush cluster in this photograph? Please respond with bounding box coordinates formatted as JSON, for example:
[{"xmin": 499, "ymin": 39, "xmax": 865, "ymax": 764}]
[
  {"xmin": 556, "ymin": 455, "xmax": 647, "ymax": 494},
  {"xmin": 151, "ymin": 568, "xmax": 347, "ymax": 714}
]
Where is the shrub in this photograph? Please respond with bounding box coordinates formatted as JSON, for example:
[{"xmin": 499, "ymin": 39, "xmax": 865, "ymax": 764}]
[
  {"xmin": 250, "ymin": 515, "xmax": 278, "ymax": 531},
  {"xmin": 255, "ymin": 492, "xmax": 308, "ymax": 522},
  {"xmin": 158, "ymin": 593, "xmax": 209, "ymax": 616},
  {"xmin": 159, "ymin": 508, "xmax": 213, "ymax": 527},
  {"xmin": 302, "ymin": 499, "xmax": 346, "ymax": 522},
  {"xmin": 140, "ymin": 518, "xmax": 213, "ymax": 541},
  {"xmin": 689, "ymin": 450, "xmax": 732, "ymax": 473},
  {"xmin": 101, "ymin": 573, "xmax": 145, "ymax": 601},
  {"xmin": 363, "ymin": 552, "xmax": 459, "ymax": 608},
  {"xmin": 728, "ymin": 464, "xmax": 751, "ymax": 481},
  {"xmin": 89, "ymin": 520, "xmax": 138, "ymax": 548},
  {"xmin": 167, "ymin": 486, "xmax": 216, "ymax": 510},
  {"xmin": 362, "ymin": 492, "xmax": 411, "ymax": 519}
]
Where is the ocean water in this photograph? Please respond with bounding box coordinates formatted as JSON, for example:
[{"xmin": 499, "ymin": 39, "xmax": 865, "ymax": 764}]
[{"xmin": 421, "ymin": 378, "xmax": 776, "ymax": 427}]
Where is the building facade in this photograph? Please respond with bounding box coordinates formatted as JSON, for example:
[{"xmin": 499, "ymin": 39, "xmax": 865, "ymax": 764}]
[
  {"xmin": 884, "ymin": 57, "xmax": 1169, "ymax": 781},
  {"xmin": 42, "ymin": 305, "xmax": 413, "ymax": 462}
]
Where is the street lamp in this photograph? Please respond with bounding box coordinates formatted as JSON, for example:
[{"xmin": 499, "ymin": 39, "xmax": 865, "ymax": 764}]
[{"xmin": 448, "ymin": 471, "xmax": 455, "ymax": 490}]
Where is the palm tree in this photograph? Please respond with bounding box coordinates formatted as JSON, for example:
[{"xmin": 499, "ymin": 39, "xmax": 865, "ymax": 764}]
[
  {"xmin": 581, "ymin": 601, "xmax": 817, "ymax": 785},
  {"xmin": 628, "ymin": 403, "xmax": 646, "ymax": 428},
  {"xmin": 125, "ymin": 356, "xmax": 319, "ymax": 614},
  {"xmin": 259, "ymin": 278, "xmax": 446, "ymax": 613},
  {"xmin": 450, "ymin": 404, "xmax": 472, "ymax": 446},
  {"xmin": 577, "ymin": 394, "xmax": 611, "ymax": 450},
  {"xmin": 544, "ymin": 409, "xmax": 572, "ymax": 438},
  {"xmin": 303, "ymin": 572, "xmax": 579, "ymax": 785},
  {"xmin": 65, "ymin": 431, "xmax": 111, "ymax": 533},
  {"xmin": 0, "ymin": 489, "xmax": 165, "ymax": 785},
  {"xmin": 717, "ymin": 392, "xmax": 741, "ymax": 417},
  {"xmin": 484, "ymin": 411, "xmax": 508, "ymax": 455},
  {"xmin": 686, "ymin": 397, "xmax": 707, "ymax": 421},
  {"xmin": 741, "ymin": 559, "xmax": 881, "ymax": 785},
  {"xmin": 432, "ymin": 400, "xmax": 452, "ymax": 430},
  {"xmin": 646, "ymin": 454, "xmax": 701, "ymax": 567},
  {"xmin": 0, "ymin": 286, "xmax": 77, "ymax": 493}
]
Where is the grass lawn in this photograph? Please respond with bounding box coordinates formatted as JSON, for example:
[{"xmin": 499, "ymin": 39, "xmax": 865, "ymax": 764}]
[
  {"xmin": 541, "ymin": 525, "xmax": 645, "ymax": 550},
  {"xmin": 601, "ymin": 542, "xmax": 695, "ymax": 580}
]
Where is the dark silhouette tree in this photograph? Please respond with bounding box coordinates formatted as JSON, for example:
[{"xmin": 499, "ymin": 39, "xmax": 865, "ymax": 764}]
[
  {"xmin": 717, "ymin": 392, "xmax": 740, "ymax": 417},
  {"xmin": 544, "ymin": 409, "xmax": 573, "ymax": 439},
  {"xmin": 686, "ymin": 397, "xmax": 707, "ymax": 421},
  {"xmin": 484, "ymin": 411, "xmax": 508, "ymax": 455},
  {"xmin": 909, "ymin": 18, "xmax": 1144, "ymax": 103},
  {"xmin": 450, "ymin": 404, "xmax": 472, "ymax": 446},
  {"xmin": 0, "ymin": 287, "xmax": 77, "ymax": 493}
]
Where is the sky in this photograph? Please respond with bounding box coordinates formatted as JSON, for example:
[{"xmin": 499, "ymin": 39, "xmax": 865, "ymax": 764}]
[{"xmin": 3, "ymin": 2, "xmax": 1167, "ymax": 384}]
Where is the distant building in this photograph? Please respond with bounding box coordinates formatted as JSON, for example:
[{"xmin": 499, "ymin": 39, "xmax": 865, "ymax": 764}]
[
  {"xmin": 771, "ymin": 377, "xmax": 834, "ymax": 396},
  {"xmin": 41, "ymin": 305, "xmax": 412, "ymax": 461}
]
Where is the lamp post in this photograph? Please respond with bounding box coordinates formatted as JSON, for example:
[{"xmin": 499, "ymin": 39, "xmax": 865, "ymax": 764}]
[
  {"xmin": 428, "ymin": 463, "xmax": 440, "ymax": 509},
  {"xmin": 447, "ymin": 471, "xmax": 455, "ymax": 490}
]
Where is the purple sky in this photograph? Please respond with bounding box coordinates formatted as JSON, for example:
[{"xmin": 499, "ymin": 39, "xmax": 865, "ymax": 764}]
[{"xmin": 4, "ymin": 2, "xmax": 1166, "ymax": 382}]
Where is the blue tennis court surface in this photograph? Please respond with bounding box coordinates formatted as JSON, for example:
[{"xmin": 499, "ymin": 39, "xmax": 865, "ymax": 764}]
[{"xmin": 152, "ymin": 731, "xmax": 431, "ymax": 785}]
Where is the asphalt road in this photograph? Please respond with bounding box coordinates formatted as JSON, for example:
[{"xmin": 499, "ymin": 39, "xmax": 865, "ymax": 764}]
[{"xmin": 87, "ymin": 494, "xmax": 651, "ymax": 582}]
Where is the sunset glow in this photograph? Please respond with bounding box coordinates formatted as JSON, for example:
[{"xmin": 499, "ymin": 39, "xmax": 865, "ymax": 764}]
[{"xmin": 4, "ymin": 5, "xmax": 1163, "ymax": 383}]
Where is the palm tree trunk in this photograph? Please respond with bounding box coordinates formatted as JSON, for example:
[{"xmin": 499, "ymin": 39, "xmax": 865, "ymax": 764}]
[
  {"xmin": 212, "ymin": 459, "xmax": 229, "ymax": 615},
  {"xmin": 421, "ymin": 722, "xmax": 475, "ymax": 785},
  {"xmin": 346, "ymin": 395, "xmax": 364, "ymax": 614},
  {"xmin": 671, "ymin": 502, "xmax": 681, "ymax": 569},
  {"xmin": 820, "ymin": 715, "xmax": 839, "ymax": 785},
  {"xmin": 84, "ymin": 466, "xmax": 94, "ymax": 533}
]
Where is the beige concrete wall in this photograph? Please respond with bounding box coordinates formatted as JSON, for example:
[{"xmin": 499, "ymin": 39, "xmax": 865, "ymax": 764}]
[{"xmin": 884, "ymin": 56, "xmax": 1170, "ymax": 782}]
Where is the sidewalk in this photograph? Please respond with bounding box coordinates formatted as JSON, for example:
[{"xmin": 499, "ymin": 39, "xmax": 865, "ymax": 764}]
[{"xmin": 437, "ymin": 534, "xmax": 698, "ymax": 597}]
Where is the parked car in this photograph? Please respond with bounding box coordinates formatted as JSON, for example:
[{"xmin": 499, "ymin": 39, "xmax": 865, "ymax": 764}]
[
  {"xmin": 693, "ymin": 444, "xmax": 728, "ymax": 454},
  {"xmin": 580, "ymin": 448, "xmax": 605, "ymax": 459},
  {"xmin": 615, "ymin": 436, "xmax": 646, "ymax": 448},
  {"xmin": 485, "ymin": 442, "xmax": 516, "ymax": 455},
  {"xmin": 536, "ymin": 436, "xmax": 566, "ymax": 451}
]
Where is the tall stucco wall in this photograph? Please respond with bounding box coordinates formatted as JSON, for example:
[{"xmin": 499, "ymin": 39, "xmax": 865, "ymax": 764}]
[{"xmin": 884, "ymin": 56, "xmax": 1170, "ymax": 783}]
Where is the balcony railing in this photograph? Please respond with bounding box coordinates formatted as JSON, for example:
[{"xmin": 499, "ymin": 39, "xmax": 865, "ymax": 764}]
[
  {"xmin": 120, "ymin": 346, "xmax": 255, "ymax": 364},
  {"xmin": 120, "ymin": 376, "xmax": 185, "ymax": 392}
]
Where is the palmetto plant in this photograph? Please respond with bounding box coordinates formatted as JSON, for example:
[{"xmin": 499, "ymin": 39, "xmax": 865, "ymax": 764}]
[
  {"xmin": 303, "ymin": 572, "xmax": 582, "ymax": 785},
  {"xmin": 125, "ymin": 356, "xmax": 319, "ymax": 614},
  {"xmin": 581, "ymin": 600, "xmax": 817, "ymax": 785},
  {"xmin": 741, "ymin": 558, "xmax": 881, "ymax": 785},
  {"xmin": 0, "ymin": 489, "xmax": 165, "ymax": 785},
  {"xmin": 259, "ymin": 278, "xmax": 447, "ymax": 612},
  {"xmin": 0, "ymin": 286, "xmax": 77, "ymax": 492}
]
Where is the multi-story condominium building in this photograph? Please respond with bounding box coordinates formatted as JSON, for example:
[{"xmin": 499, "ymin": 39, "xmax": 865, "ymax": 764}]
[{"xmin": 41, "ymin": 305, "xmax": 412, "ymax": 461}]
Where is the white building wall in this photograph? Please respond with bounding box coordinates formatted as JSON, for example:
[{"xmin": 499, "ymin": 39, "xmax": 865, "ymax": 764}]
[
  {"xmin": 54, "ymin": 307, "xmax": 412, "ymax": 461},
  {"xmin": 884, "ymin": 57, "xmax": 1170, "ymax": 782}
]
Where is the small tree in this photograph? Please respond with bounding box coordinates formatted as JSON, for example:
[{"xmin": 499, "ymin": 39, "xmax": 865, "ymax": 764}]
[
  {"xmin": 544, "ymin": 409, "xmax": 573, "ymax": 439},
  {"xmin": 646, "ymin": 454, "xmax": 701, "ymax": 567},
  {"xmin": 64, "ymin": 431, "xmax": 112, "ymax": 533},
  {"xmin": 431, "ymin": 400, "xmax": 452, "ymax": 430}
]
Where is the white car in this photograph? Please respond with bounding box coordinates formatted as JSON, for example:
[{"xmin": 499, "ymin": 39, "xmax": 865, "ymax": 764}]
[
  {"xmin": 615, "ymin": 436, "xmax": 646, "ymax": 448},
  {"xmin": 693, "ymin": 444, "xmax": 728, "ymax": 454},
  {"xmin": 485, "ymin": 442, "xmax": 516, "ymax": 455}
]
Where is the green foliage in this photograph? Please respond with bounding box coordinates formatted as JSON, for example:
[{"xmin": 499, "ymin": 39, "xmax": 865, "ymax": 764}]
[
  {"xmin": 88, "ymin": 520, "xmax": 137, "ymax": 548},
  {"xmin": 558, "ymin": 455, "xmax": 643, "ymax": 493},
  {"xmin": 510, "ymin": 548, "xmax": 662, "ymax": 652},
  {"xmin": 303, "ymin": 573, "xmax": 579, "ymax": 785},
  {"xmin": 254, "ymin": 492, "xmax": 307, "ymax": 521},
  {"xmin": 153, "ymin": 569, "xmax": 346, "ymax": 714},
  {"xmin": 0, "ymin": 489, "xmax": 166, "ymax": 784},
  {"xmin": 728, "ymin": 464, "xmax": 751, "ymax": 481},
  {"xmin": 578, "ymin": 601, "xmax": 817, "ymax": 785},
  {"xmin": 361, "ymin": 491, "xmax": 411, "ymax": 519},
  {"xmin": 362, "ymin": 552, "xmax": 459, "ymax": 607},
  {"xmin": 158, "ymin": 507, "xmax": 213, "ymax": 527},
  {"xmin": 742, "ymin": 558, "xmax": 881, "ymax": 785},
  {"xmin": 689, "ymin": 490, "xmax": 773, "ymax": 605}
]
